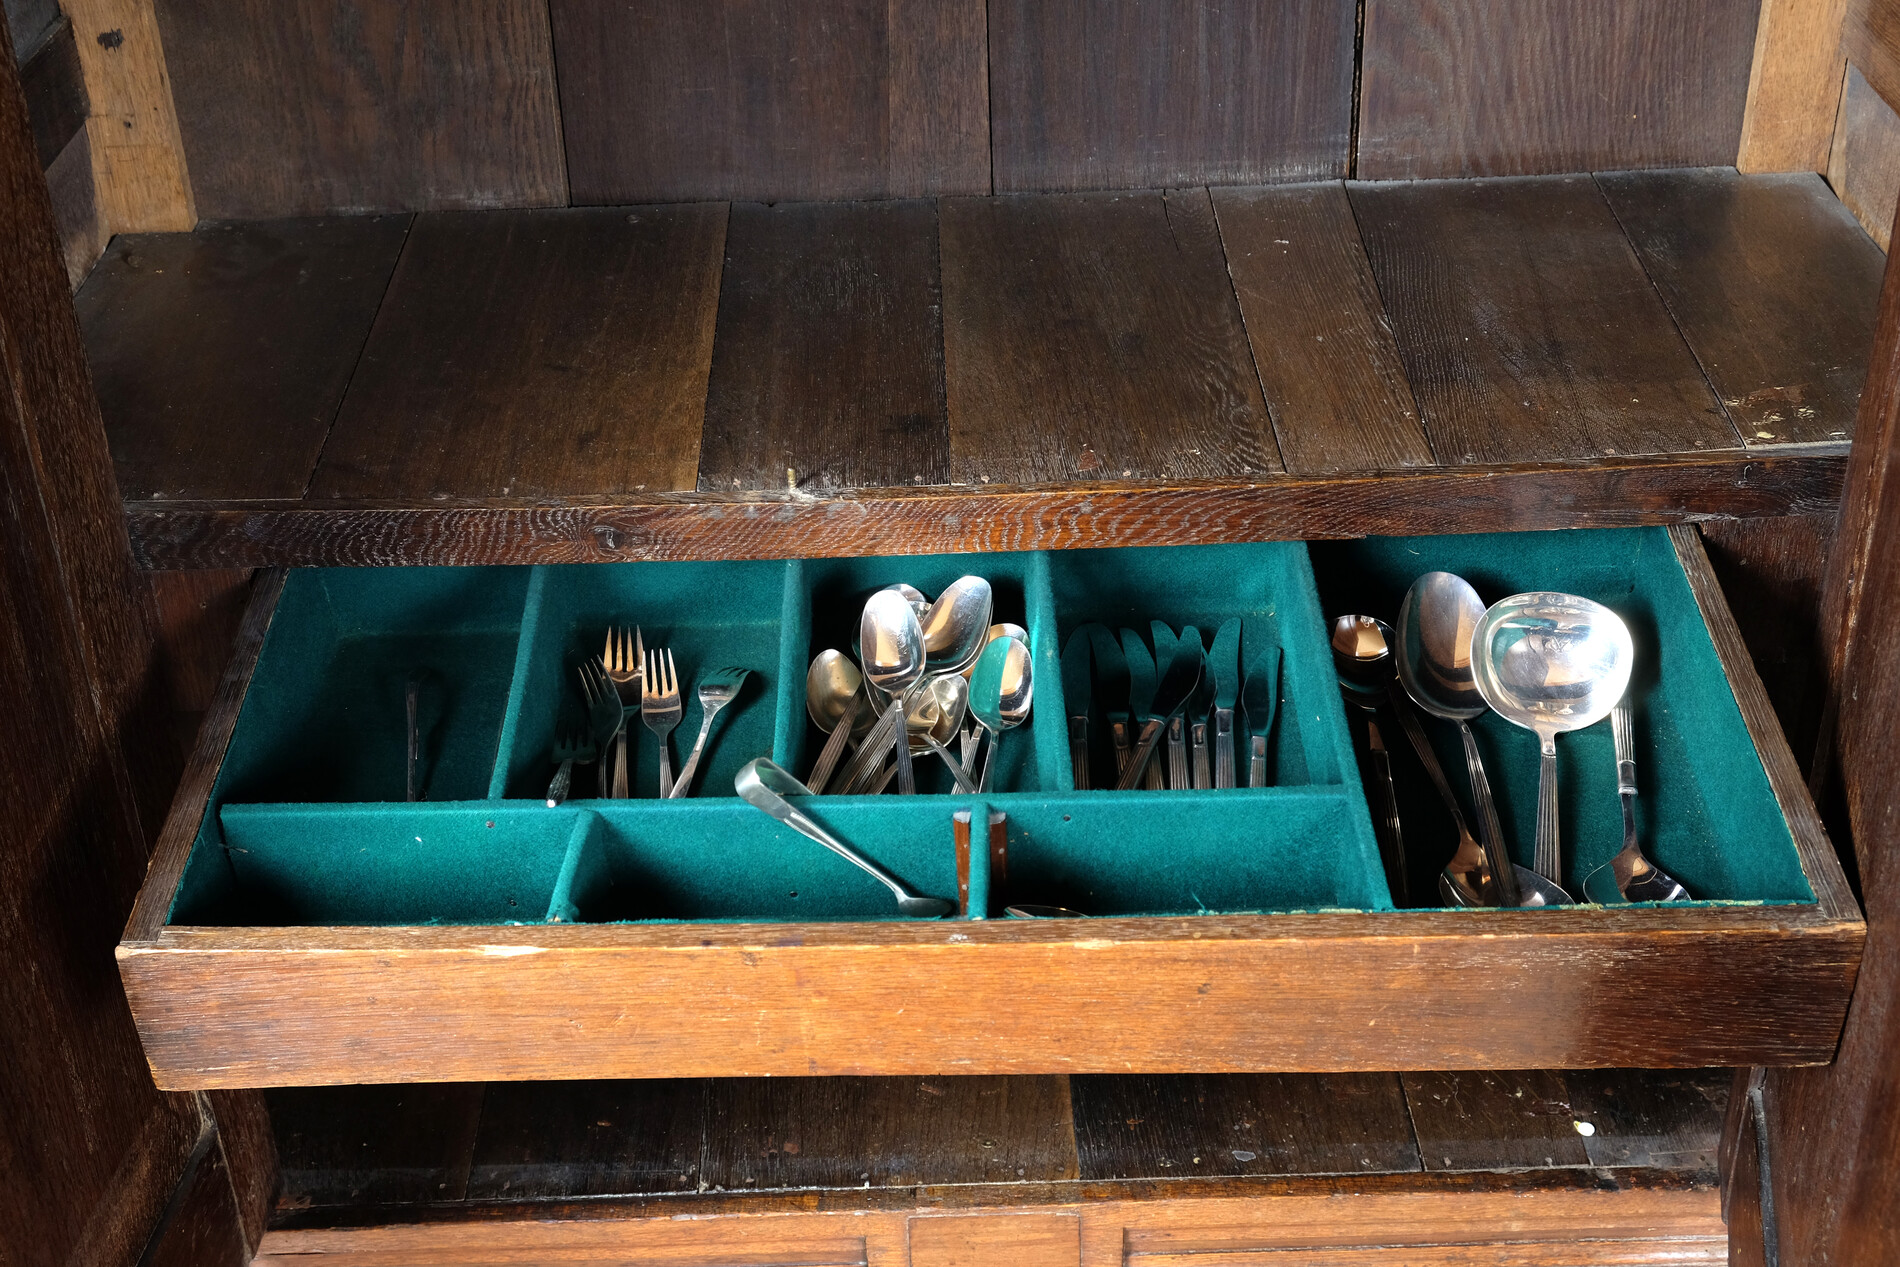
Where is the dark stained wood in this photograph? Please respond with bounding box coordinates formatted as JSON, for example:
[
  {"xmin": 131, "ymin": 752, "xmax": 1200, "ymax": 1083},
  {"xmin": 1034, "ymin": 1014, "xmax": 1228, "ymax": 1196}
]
[
  {"xmin": 1559, "ymin": 1070, "xmax": 1728, "ymax": 1171},
  {"xmin": 3, "ymin": 0, "xmax": 59, "ymax": 56},
  {"xmin": 207, "ymin": 1088, "xmax": 278, "ymax": 1254},
  {"xmin": 144, "ymin": 1129, "xmax": 249, "ymax": 1267},
  {"xmin": 941, "ymin": 188, "xmax": 1282, "ymax": 482},
  {"xmin": 550, "ymin": 0, "xmax": 988, "ymax": 204},
  {"xmin": 1350, "ymin": 176, "xmax": 1743, "ymax": 464},
  {"xmin": 1071, "ymin": 1074, "xmax": 1418, "ymax": 1179},
  {"xmin": 1726, "ymin": 1079, "xmax": 1769, "ymax": 1267},
  {"xmin": 266, "ymin": 1084, "xmax": 485, "ymax": 1209},
  {"xmin": 1600, "ymin": 169, "xmax": 1884, "ymax": 448},
  {"xmin": 466, "ymin": 1080, "xmax": 701, "ymax": 1200},
  {"xmin": 75, "ymin": 217, "xmax": 412, "ymax": 501},
  {"xmin": 1357, "ymin": 0, "xmax": 1759, "ymax": 179},
  {"xmin": 125, "ymin": 452, "xmax": 1849, "ymax": 570},
  {"xmin": 44, "ymin": 125, "xmax": 102, "ymax": 288},
  {"xmin": 699, "ymin": 200, "xmax": 949, "ymax": 493},
  {"xmin": 1829, "ymin": 63, "xmax": 1900, "ymax": 252},
  {"xmin": 986, "ymin": 0, "xmax": 1353, "ymax": 192},
  {"xmin": 1210, "ymin": 183, "xmax": 1434, "ymax": 475},
  {"xmin": 310, "ymin": 204, "xmax": 726, "ymax": 500},
  {"xmin": 1404, "ymin": 1071, "xmax": 1590, "ymax": 1171},
  {"xmin": 19, "ymin": 15, "xmax": 83, "ymax": 167},
  {"xmin": 702, "ymin": 1076, "xmax": 1079, "ymax": 1190},
  {"xmin": 153, "ymin": 0, "xmax": 565, "ymax": 219},
  {"xmin": 1848, "ymin": 0, "xmax": 1900, "ymax": 121}
]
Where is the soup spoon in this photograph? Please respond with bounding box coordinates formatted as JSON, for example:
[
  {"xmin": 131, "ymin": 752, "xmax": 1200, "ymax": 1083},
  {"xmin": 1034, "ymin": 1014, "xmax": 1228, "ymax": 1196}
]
[
  {"xmin": 805, "ymin": 650, "xmax": 876, "ymax": 792},
  {"xmin": 1472, "ymin": 593, "xmax": 1634, "ymax": 889},
  {"xmin": 919, "ymin": 576, "xmax": 994, "ymax": 676},
  {"xmin": 907, "ymin": 674, "xmax": 978, "ymax": 792}
]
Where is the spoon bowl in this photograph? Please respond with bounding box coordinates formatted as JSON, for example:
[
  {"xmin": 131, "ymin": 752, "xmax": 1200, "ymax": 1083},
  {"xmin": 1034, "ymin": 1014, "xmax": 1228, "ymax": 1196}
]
[
  {"xmin": 859, "ymin": 589, "xmax": 926, "ymax": 696},
  {"xmin": 969, "ymin": 635, "xmax": 1033, "ymax": 791},
  {"xmin": 919, "ymin": 576, "xmax": 994, "ymax": 675}
]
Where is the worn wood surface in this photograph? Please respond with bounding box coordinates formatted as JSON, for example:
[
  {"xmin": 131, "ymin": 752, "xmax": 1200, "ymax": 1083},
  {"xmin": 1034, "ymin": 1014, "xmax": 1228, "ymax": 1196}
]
[
  {"xmin": 1829, "ymin": 62, "xmax": 1900, "ymax": 250},
  {"xmin": 1847, "ymin": 0, "xmax": 1900, "ymax": 117},
  {"xmin": 986, "ymin": 0, "xmax": 1352, "ymax": 191},
  {"xmin": 77, "ymin": 216, "xmax": 411, "ymax": 501},
  {"xmin": 700, "ymin": 199, "xmax": 949, "ymax": 492},
  {"xmin": 1601, "ymin": 168, "xmax": 1884, "ymax": 447},
  {"xmin": 942, "ymin": 189, "xmax": 1281, "ymax": 482},
  {"xmin": 61, "ymin": 0, "xmax": 192, "ymax": 231},
  {"xmin": 912, "ymin": 1212, "xmax": 1079, "ymax": 1266},
  {"xmin": 154, "ymin": 0, "xmax": 563, "ymax": 218},
  {"xmin": 1351, "ymin": 176, "xmax": 1742, "ymax": 463},
  {"xmin": 467, "ymin": 1080, "xmax": 696, "ymax": 1200},
  {"xmin": 553, "ymin": 0, "xmax": 988, "ymax": 205},
  {"xmin": 1738, "ymin": 0, "xmax": 1851, "ymax": 173},
  {"xmin": 20, "ymin": 15, "xmax": 83, "ymax": 167},
  {"xmin": 1357, "ymin": 0, "xmax": 1760, "ymax": 179},
  {"xmin": 45, "ymin": 126, "xmax": 103, "ymax": 287},
  {"xmin": 207, "ymin": 1088, "xmax": 277, "ymax": 1255},
  {"xmin": 1404, "ymin": 1071, "xmax": 1591, "ymax": 1171},
  {"xmin": 144, "ymin": 1125, "xmax": 249, "ymax": 1267},
  {"xmin": 268, "ymin": 1084, "xmax": 485, "ymax": 1209},
  {"xmin": 1211, "ymin": 183, "xmax": 1433, "ymax": 474},
  {"xmin": 312, "ymin": 205, "xmax": 725, "ymax": 500}
]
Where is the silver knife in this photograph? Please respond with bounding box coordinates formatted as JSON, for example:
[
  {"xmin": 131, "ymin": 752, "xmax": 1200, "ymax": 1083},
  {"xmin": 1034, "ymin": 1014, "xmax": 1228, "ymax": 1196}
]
[{"xmin": 1209, "ymin": 619, "xmax": 1241, "ymax": 788}]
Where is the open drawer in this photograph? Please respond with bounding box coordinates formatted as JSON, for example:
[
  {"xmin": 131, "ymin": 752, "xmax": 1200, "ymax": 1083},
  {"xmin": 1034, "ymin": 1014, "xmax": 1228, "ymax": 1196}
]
[{"xmin": 117, "ymin": 526, "xmax": 1862, "ymax": 1088}]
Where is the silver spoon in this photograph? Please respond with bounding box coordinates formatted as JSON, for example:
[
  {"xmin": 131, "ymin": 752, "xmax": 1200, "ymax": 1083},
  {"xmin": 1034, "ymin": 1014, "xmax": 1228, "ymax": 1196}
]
[
  {"xmin": 1398, "ymin": 574, "xmax": 1570, "ymax": 908},
  {"xmin": 1473, "ymin": 593, "xmax": 1634, "ymax": 889},
  {"xmin": 1005, "ymin": 904, "xmax": 1085, "ymax": 918},
  {"xmin": 1584, "ymin": 698, "xmax": 1689, "ymax": 903},
  {"xmin": 805, "ymin": 650, "xmax": 874, "ymax": 792},
  {"xmin": 907, "ymin": 674, "xmax": 978, "ymax": 792},
  {"xmin": 1332, "ymin": 616, "xmax": 1409, "ymax": 906},
  {"xmin": 919, "ymin": 576, "xmax": 994, "ymax": 676},
  {"xmin": 735, "ymin": 759, "xmax": 953, "ymax": 917},
  {"xmin": 969, "ymin": 635, "xmax": 1033, "ymax": 793},
  {"xmin": 860, "ymin": 589, "xmax": 926, "ymax": 794}
]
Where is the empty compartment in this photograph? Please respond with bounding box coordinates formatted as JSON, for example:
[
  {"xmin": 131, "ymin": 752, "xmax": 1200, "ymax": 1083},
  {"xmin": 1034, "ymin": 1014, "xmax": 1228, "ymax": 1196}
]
[
  {"xmin": 218, "ymin": 567, "xmax": 530, "ymax": 803},
  {"xmin": 1311, "ymin": 529, "xmax": 1813, "ymax": 906},
  {"xmin": 499, "ymin": 560, "xmax": 799, "ymax": 801}
]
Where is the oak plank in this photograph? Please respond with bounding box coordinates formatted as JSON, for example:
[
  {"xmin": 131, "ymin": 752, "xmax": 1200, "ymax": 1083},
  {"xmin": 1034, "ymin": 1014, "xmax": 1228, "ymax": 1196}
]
[
  {"xmin": 1846, "ymin": 0, "xmax": 1900, "ymax": 114},
  {"xmin": 1560, "ymin": 1069, "xmax": 1730, "ymax": 1171},
  {"xmin": 910, "ymin": 1213, "xmax": 1077, "ymax": 1267},
  {"xmin": 1350, "ymin": 176, "xmax": 1743, "ymax": 464},
  {"xmin": 551, "ymin": 0, "xmax": 988, "ymax": 204},
  {"xmin": 1738, "ymin": 0, "xmax": 1851, "ymax": 173},
  {"xmin": 143, "ymin": 1132, "xmax": 249, "ymax": 1267},
  {"xmin": 466, "ymin": 1081, "xmax": 702, "ymax": 1199},
  {"xmin": 1071, "ymin": 1074, "xmax": 1419, "ymax": 1179},
  {"xmin": 699, "ymin": 200, "xmax": 949, "ymax": 493},
  {"xmin": 941, "ymin": 188, "xmax": 1282, "ymax": 482},
  {"xmin": 1358, "ymin": 0, "xmax": 1760, "ymax": 179},
  {"xmin": 310, "ymin": 204, "xmax": 726, "ymax": 500},
  {"xmin": 1210, "ymin": 183, "xmax": 1433, "ymax": 474},
  {"xmin": 1403, "ymin": 1071, "xmax": 1592, "ymax": 1172},
  {"xmin": 75, "ymin": 216, "xmax": 412, "ymax": 500},
  {"xmin": 268, "ymin": 1084, "xmax": 485, "ymax": 1208},
  {"xmin": 62, "ymin": 0, "xmax": 194, "ymax": 230},
  {"xmin": 986, "ymin": 0, "xmax": 1352, "ymax": 191},
  {"xmin": 1600, "ymin": 168, "xmax": 1883, "ymax": 447},
  {"xmin": 1827, "ymin": 62, "xmax": 1900, "ymax": 250},
  {"xmin": 153, "ymin": 0, "xmax": 564, "ymax": 218}
]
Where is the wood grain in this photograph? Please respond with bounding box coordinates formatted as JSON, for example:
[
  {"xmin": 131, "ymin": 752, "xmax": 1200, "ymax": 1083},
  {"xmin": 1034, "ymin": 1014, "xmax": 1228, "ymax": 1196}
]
[
  {"xmin": 467, "ymin": 1081, "xmax": 700, "ymax": 1199},
  {"xmin": 75, "ymin": 216, "xmax": 412, "ymax": 500},
  {"xmin": 1358, "ymin": 0, "xmax": 1759, "ymax": 179},
  {"xmin": 45, "ymin": 125, "xmax": 104, "ymax": 287},
  {"xmin": 1600, "ymin": 168, "xmax": 1884, "ymax": 447},
  {"xmin": 1739, "ymin": 0, "xmax": 1851, "ymax": 172},
  {"xmin": 1210, "ymin": 183, "xmax": 1434, "ymax": 474},
  {"xmin": 1071, "ymin": 1074, "xmax": 1419, "ymax": 1179},
  {"xmin": 267, "ymin": 1084, "xmax": 485, "ymax": 1208},
  {"xmin": 986, "ymin": 0, "xmax": 1353, "ymax": 191},
  {"xmin": 20, "ymin": 15, "xmax": 85, "ymax": 167},
  {"xmin": 124, "ymin": 452, "xmax": 1851, "ymax": 571},
  {"xmin": 1828, "ymin": 62, "xmax": 1900, "ymax": 250},
  {"xmin": 1403, "ymin": 1071, "xmax": 1591, "ymax": 1171},
  {"xmin": 942, "ymin": 188, "xmax": 1282, "ymax": 482},
  {"xmin": 1847, "ymin": 0, "xmax": 1900, "ymax": 114},
  {"xmin": 62, "ymin": 0, "xmax": 193, "ymax": 230},
  {"xmin": 551, "ymin": 0, "xmax": 988, "ymax": 204},
  {"xmin": 311, "ymin": 204, "xmax": 726, "ymax": 500},
  {"xmin": 1350, "ymin": 176, "xmax": 1743, "ymax": 463},
  {"xmin": 143, "ymin": 1127, "xmax": 248, "ymax": 1267},
  {"xmin": 206, "ymin": 1088, "xmax": 277, "ymax": 1255},
  {"xmin": 910, "ymin": 1213, "xmax": 1078, "ymax": 1267},
  {"xmin": 153, "ymin": 0, "xmax": 563, "ymax": 218},
  {"xmin": 699, "ymin": 199, "xmax": 949, "ymax": 493}
]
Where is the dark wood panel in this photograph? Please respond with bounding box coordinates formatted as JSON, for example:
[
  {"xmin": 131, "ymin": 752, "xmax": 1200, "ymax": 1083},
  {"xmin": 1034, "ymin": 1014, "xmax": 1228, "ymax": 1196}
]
[
  {"xmin": 206, "ymin": 1088, "xmax": 278, "ymax": 1254},
  {"xmin": 1357, "ymin": 0, "xmax": 1759, "ymax": 179},
  {"xmin": 145, "ymin": 1131, "xmax": 249, "ymax": 1267},
  {"xmin": 467, "ymin": 1080, "xmax": 702, "ymax": 1200},
  {"xmin": 268, "ymin": 1084, "xmax": 485, "ymax": 1209},
  {"xmin": 551, "ymin": 0, "xmax": 988, "ymax": 204},
  {"xmin": 942, "ymin": 188, "xmax": 1282, "ymax": 482},
  {"xmin": 76, "ymin": 216, "xmax": 411, "ymax": 501},
  {"xmin": 311, "ymin": 204, "xmax": 726, "ymax": 500},
  {"xmin": 19, "ymin": 15, "xmax": 83, "ymax": 168},
  {"xmin": 1071, "ymin": 1074, "xmax": 1418, "ymax": 1179},
  {"xmin": 45, "ymin": 125, "xmax": 102, "ymax": 288},
  {"xmin": 1350, "ymin": 176, "xmax": 1743, "ymax": 464},
  {"xmin": 125, "ymin": 453, "xmax": 1848, "ymax": 571},
  {"xmin": 1600, "ymin": 169, "xmax": 1884, "ymax": 448},
  {"xmin": 699, "ymin": 200, "xmax": 949, "ymax": 492},
  {"xmin": 1404, "ymin": 1071, "xmax": 1591, "ymax": 1171},
  {"xmin": 1847, "ymin": 0, "xmax": 1900, "ymax": 123},
  {"xmin": 1829, "ymin": 63, "xmax": 1900, "ymax": 253},
  {"xmin": 153, "ymin": 0, "xmax": 565, "ymax": 218},
  {"xmin": 987, "ymin": 0, "xmax": 1353, "ymax": 192},
  {"xmin": 1559, "ymin": 1070, "xmax": 1728, "ymax": 1172},
  {"xmin": 1210, "ymin": 183, "xmax": 1434, "ymax": 475}
]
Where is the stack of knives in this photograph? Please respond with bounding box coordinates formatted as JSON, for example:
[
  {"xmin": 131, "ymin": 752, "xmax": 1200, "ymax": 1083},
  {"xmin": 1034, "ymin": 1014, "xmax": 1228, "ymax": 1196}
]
[{"xmin": 1060, "ymin": 619, "xmax": 1281, "ymax": 791}]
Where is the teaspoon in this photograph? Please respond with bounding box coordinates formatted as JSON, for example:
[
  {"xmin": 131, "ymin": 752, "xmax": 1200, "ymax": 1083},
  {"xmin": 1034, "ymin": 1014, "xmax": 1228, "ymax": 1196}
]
[
  {"xmin": 860, "ymin": 589, "xmax": 926, "ymax": 794},
  {"xmin": 969, "ymin": 636, "xmax": 1033, "ymax": 793},
  {"xmin": 919, "ymin": 576, "xmax": 994, "ymax": 676}
]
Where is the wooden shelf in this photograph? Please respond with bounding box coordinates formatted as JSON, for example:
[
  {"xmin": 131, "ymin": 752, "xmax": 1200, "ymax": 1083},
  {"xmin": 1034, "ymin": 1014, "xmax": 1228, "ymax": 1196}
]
[{"xmin": 77, "ymin": 168, "xmax": 1883, "ymax": 569}]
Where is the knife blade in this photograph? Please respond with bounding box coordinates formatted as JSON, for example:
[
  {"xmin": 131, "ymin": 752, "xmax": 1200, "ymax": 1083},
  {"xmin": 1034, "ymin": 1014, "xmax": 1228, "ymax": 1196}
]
[
  {"xmin": 1210, "ymin": 618, "xmax": 1241, "ymax": 788},
  {"xmin": 1180, "ymin": 626, "xmax": 1211, "ymax": 789},
  {"xmin": 1116, "ymin": 642, "xmax": 1203, "ymax": 790},
  {"xmin": 1086, "ymin": 624, "xmax": 1131, "ymax": 777},
  {"xmin": 1150, "ymin": 622, "xmax": 1179, "ymax": 789},
  {"xmin": 1060, "ymin": 628, "xmax": 1093, "ymax": 791},
  {"xmin": 1241, "ymin": 646, "xmax": 1281, "ymax": 788}
]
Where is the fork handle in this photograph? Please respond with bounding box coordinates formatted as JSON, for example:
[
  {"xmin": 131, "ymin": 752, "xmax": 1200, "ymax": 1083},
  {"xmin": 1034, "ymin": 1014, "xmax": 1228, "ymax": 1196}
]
[
  {"xmin": 670, "ymin": 704, "xmax": 726, "ymax": 799},
  {"xmin": 612, "ymin": 722, "xmax": 630, "ymax": 799},
  {"xmin": 547, "ymin": 758, "xmax": 575, "ymax": 808}
]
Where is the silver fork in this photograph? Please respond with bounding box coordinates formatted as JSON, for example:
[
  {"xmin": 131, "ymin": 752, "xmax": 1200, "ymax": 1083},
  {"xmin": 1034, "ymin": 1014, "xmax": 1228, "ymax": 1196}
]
[
  {"xmin": 546, "ymin": 729, "xmax": 596, "ymax": 807},
  {"xmin": 642, "ymin": 647, "xmax": 684, "ymax": 798},
  {"xmin": 669, "ymin": 667, "xmax": 752, "ymax": 798},
  {"xmin": 604, "ymin": 626, "xmax": 644, "ymax": 799},
  {"xmin": 578, "ymin": 658, "xmax": 624, "ymax": 800}
]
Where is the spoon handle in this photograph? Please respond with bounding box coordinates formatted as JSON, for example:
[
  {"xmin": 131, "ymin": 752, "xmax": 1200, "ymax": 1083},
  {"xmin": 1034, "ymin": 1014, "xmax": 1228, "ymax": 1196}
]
[
  {"xmin": 1365, "ymin": 719, "xmax": 1408, "ymax": 906},
  {"xmin": 735, "ymin": 760, "xmax": 918, "ymax": 908},
  {"xmin": 1535, "ymin": 736, "xmax": 1561, "ymax": 885},
  {"xmin": 808, "ymin": 694, "xmax": 863, "ymax": 792},
  {"xmin": 1458, "ymin": 721, "xmax": 1520, "ymax": 907},
  {"xmin": 1386, "ymin": 689, "xmax": 1471, "ymax": 835}
]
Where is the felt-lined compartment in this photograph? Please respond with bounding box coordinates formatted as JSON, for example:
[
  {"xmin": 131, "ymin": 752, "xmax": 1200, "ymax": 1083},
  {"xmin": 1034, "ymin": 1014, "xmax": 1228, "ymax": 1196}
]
[{"xmin": 1310, "ymin": 529, "xmax": 1812, "ymax": 906}]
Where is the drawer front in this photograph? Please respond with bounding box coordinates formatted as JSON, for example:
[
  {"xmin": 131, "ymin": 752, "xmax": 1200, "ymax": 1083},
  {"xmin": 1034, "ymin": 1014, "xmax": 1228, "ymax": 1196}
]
[{"xmin": 118, "ymin": 526, "xmax": 1862, "ymax": 1087}]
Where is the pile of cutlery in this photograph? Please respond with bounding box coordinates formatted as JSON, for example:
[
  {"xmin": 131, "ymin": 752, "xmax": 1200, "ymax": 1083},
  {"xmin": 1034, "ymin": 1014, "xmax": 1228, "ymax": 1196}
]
[{"xmin": 1062, "ymin": 619, "xmax": 1281, "ymax": 792}]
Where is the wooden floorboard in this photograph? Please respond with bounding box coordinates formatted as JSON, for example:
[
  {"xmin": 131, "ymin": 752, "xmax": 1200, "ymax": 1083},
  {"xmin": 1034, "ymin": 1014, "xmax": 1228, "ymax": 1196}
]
[{"xmin": 1599, "ymin": 168, "xmax": 1886, "ymax": 448}]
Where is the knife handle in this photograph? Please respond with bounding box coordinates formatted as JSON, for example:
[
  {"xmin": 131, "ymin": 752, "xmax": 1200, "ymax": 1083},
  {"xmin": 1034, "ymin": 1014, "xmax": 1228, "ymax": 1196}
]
[
  {"xmin": 1068, "ymin": 715, "xmax": 1090, "ymax": 792},
  {"xmin": 1166, "ymin": 716, "xmax": 1189, "ymax": 791},
  {"xmin": 1249, "ymin": 734, "xmax": 1268, "ymax": 788},
  {"xmin": 1111, "ymin": 720, "xmax": 1131, "ymax": 777},
  {"xmin": 1214, "ymin": 708, "xmax": 1235, "ymax": 789},
  {"xmin": 1190, "ymin": 721, "xmax": 1211, "ymax": 789}
]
